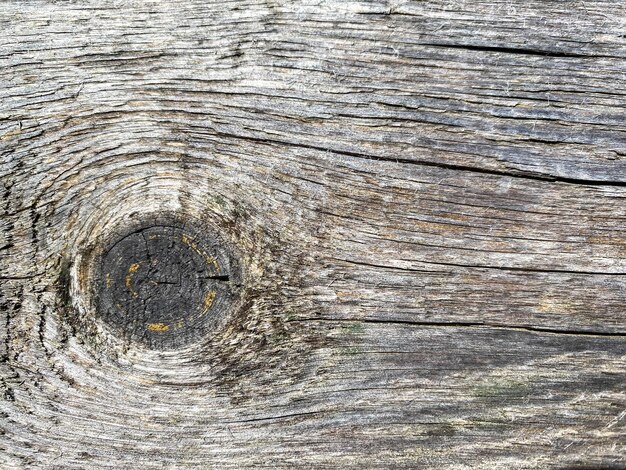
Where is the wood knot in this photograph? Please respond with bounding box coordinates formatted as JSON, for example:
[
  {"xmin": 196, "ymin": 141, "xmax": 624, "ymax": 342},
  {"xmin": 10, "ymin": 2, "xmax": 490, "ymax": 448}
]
[{"xmin": 92, "ymin": 223, "xmax": 241, "ymax": 349}]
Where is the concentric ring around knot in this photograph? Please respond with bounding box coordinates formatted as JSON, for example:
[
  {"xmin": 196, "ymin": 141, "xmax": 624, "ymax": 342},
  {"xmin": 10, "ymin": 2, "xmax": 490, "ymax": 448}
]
[{"xmin": 92, "ymin": 223, "xmax": 239, "ymax": 349}]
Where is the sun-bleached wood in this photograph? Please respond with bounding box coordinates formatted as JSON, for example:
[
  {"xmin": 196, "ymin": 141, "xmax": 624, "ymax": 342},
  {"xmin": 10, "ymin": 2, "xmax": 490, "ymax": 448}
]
[{"xmin": 1, "ymin": 1, "xmax": 625, "ymax": 468}]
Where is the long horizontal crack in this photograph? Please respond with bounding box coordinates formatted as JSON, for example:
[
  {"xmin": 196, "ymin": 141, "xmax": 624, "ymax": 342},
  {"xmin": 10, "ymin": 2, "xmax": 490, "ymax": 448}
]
[
  {"xmin": 223, "ymin": 410, "xmax": 324, "ymax": 424},
  {"xmin": 285, "ymin": 317, "xmax": 626, "ymax": 338},
  {"xmin": 418, "ymin": 42, "xmax": 613, "ymax": 59},
  {"xmin": 334, "ymin": 257, "xmax": 626, "ymax": 277},
  {"xmin": 415, "ymin": 259, "xmax": 626, "ymax": 276},
  {"xmin": 213, "ymin": 130, "xmax": 626, "ymax": 187}
]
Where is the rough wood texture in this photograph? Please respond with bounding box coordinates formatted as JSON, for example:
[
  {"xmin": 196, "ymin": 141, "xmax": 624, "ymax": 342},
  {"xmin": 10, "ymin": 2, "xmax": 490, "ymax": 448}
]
[{"xmin": 1, "ymin": 1, "xmax": 625, "ymax": 468}]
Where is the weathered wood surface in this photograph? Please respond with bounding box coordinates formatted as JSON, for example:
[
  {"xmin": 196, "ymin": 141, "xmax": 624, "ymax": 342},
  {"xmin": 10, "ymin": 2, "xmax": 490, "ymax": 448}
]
[{"xmin": 1, "ymin": 0, "xmax": 625, "ymax": 468}]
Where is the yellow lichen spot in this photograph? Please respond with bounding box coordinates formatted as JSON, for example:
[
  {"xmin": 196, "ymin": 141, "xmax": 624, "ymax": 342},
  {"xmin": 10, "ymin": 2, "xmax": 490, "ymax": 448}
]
[
  {"xmin": 106, "ymin": 273, "xmax": 112, "ymax": 288},
  {"xmin": 147, "ymin": 323, "xmax": 170, "ymax": 332},
  {"xmin": 125, "ymin": 263, "xmax": 140, "ymax": 297},
  {"xmin": 181, "ymin": 234, "xmax": 220, "ymax": 272},
  {"xmin": 203, "ymin": 290, "xmax": 217, "ymax": 311},
  {"xmin": 181, "ymin": 234, "xmax": 192, "ymax": 245}
]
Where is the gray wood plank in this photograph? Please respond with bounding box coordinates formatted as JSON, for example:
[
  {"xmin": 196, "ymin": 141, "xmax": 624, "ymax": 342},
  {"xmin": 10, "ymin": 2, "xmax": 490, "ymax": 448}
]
[{"xmin": 1, "ymin": 0, "xmax": 625, "ymax": 468}]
